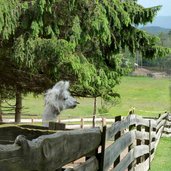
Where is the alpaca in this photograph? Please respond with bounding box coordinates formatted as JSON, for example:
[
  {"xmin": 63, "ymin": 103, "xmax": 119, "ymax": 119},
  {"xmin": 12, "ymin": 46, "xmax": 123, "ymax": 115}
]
[{"xmin": 42, "ymin": 81, "xmax": 78, "ymax": 127}]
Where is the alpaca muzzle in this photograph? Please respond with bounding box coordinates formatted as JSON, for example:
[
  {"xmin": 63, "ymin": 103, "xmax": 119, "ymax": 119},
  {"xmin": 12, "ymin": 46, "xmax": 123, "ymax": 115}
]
[{"xmin": 72, "ymin": 101, "xmax": 79, "ymax": 108}]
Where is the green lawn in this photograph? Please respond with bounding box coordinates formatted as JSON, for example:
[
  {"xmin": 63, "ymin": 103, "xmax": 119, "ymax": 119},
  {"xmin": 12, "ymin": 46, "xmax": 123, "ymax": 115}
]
[
  {"xmin": 109, "ymin": 76, "xmax": 170, "ymax": 117},
  {"xmin": 151, "ymin": 138, "xmax": 171, "ymax": 171},
  {"xmin": 2, "ymin": 76, "xmax": 171, "ymax": 119}
]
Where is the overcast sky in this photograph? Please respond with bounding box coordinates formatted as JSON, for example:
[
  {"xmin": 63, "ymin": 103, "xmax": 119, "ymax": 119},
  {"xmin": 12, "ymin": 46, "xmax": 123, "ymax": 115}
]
[{"xmin": 137, "ymin": 0, "xmax": 171, "ymax": 16}]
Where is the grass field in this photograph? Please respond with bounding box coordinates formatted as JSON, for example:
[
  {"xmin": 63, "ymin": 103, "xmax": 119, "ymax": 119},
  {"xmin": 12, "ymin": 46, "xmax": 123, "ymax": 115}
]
[
  {"xmin": 110, "ymin": 76, "xmax": 170, "ymax": 117},
  {"xmin": 151, "ymin": 137, "xmax": 171, "ymax": 171},
  {"xmin": 2, "ymin": 76, "xmax": 170, "ymax": 119}
]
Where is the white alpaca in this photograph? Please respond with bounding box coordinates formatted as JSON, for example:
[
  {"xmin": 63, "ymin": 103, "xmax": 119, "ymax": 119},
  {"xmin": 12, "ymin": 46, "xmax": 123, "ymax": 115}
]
[{"xmin": 42, "ymin": 81, "xmax": 78, "ymax": 127}]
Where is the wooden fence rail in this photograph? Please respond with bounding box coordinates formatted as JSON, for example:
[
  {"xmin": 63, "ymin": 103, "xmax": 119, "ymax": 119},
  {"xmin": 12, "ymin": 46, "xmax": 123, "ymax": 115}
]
[
  {"xmin": 0, "ymin": 128, "xmax": 101, "ymax": 171},
  {"xmin": 1, "ymin": 117, "xmax": 115, "ymax": 129},
  {"xmin": 0, "ymin": 113, "xmax": 171, "ymax": 171}
]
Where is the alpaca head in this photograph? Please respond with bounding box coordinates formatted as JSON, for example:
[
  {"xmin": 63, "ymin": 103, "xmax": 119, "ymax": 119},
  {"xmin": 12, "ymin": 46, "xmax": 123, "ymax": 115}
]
[
  {"xmin": 42, "ymin": 81, "xmax": 78, "ymax": 126},
  {"xmin": 45, "ymin": 81, "xmax": 78, "ymax": 111}
]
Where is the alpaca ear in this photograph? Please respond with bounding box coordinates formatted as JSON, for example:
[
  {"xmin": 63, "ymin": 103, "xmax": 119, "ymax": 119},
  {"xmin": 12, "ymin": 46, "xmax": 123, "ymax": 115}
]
[
  {"xmin": 53, "ymin": 81, "xmax": 65, "ymax": 90},
  {"xmin": 52, "ymin": 81, "xmax": 70, "ymax": 93},
  {"xmin": 64, "ymin": 81, "xmax": 70, "ymax": 90}
]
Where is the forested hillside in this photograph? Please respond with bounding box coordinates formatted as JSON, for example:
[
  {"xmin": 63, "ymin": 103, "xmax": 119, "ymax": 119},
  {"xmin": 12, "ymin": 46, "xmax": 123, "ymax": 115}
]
[
  {"xmin": 140, "ymin": 26, "xmax": 170, "ymax": 34},
  {"xmin": 140, "ymin": 16, "xmax": 171, "ymax": 29}
]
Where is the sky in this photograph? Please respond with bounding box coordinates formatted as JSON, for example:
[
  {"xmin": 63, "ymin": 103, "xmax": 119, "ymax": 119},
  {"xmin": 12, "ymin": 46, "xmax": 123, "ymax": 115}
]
[{"xmin": 137, "ymin": 0, "xmax": 171, "ymax": 16}]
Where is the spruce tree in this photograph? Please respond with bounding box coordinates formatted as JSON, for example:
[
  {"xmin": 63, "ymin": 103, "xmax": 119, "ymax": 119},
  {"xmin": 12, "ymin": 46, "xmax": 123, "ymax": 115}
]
[{"xmin": 0, "ymin": 0, "xmax": 170, "ymax": 122}]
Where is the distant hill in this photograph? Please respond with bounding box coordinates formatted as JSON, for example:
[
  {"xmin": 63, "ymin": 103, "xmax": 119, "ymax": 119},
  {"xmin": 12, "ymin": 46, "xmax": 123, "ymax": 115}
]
[
  {"xmin": 139, "ymin": 16, "xmax": 171, "ymax": 34},
  {"xmin": 144, "ymin": 16, "xmax": 171, "ymax": 29},
  {"xmin": 140, "ymin": 26, "xmax": 171, "ymax": 34}
]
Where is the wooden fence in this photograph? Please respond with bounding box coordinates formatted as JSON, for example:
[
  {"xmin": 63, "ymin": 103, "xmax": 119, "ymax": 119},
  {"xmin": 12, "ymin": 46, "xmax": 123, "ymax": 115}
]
[
  {"xmin": 162, "ymin": 114, "xmax": 171, "ymax": 137},
  {"xmin": 2, "ymin": 117, "xmax": 115, "ymax": 129},
  {"xmin": 100, "ymin": 113, "xmax": 169, "ymax": 171},
  {"xmin": 0, "ymin": 113, "xmax": 171, "ymax": 171}
]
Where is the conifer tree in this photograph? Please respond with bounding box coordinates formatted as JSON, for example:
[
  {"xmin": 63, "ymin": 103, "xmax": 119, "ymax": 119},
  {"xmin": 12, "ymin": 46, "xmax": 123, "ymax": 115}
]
[{"xmin": 0, "ymin": 0, "xmax": 170, "ymax": 121}]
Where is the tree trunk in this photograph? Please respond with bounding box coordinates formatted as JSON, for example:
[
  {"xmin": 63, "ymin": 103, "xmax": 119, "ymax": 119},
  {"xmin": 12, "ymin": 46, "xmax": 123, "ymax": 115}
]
[
  {"xmin": 15, "ymin": 90, "xmax": 22, "ymax": 123},
  {"xmin": 92, "ymin": 97, "xmax": 97, "ymax": 127},
  {"xmin": 0, "ymin": 94, "xmax": 3, "ymax": 122}
]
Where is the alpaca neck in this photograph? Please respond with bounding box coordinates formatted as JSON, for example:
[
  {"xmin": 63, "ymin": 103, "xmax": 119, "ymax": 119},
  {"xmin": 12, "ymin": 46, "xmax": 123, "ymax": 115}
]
[{"xmin": 42, "ymin": 105, "xmax": 60, "ymax": 127}]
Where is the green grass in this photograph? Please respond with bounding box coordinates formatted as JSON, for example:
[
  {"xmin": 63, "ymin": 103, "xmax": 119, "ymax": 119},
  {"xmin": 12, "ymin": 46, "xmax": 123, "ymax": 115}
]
[
  {"xmin": 2, "ymin": 76, "xmax": 171, "ymax": 119},
  {"xmin": 109, "ymin": 76, "xmax": 170, "ymax": 117},
  {"xmin": 151, "ymin": 138, "xmax": 171, "ymax": 171}
]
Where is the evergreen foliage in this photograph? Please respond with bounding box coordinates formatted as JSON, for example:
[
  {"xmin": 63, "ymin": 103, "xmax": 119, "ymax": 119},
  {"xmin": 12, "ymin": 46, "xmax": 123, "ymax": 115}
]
[
  {"xmin": 0, "ymin": 0, "xmax": 170, "ymax": 112},
  {"xmin": 143, "ymin": 31, "xmax": 171, "ymax": 72}
]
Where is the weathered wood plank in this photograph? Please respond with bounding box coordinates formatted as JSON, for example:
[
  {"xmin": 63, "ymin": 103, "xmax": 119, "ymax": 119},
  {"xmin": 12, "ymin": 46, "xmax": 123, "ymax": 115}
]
[
  {"xmin": 111, "ymin": 149, "xmax": 134, "ymax": 171},
  {"xmin": 154, "ymin": 126, "xmax": 163, "ymax": 150},
  {"xmin": 167, "ymin": 114, "xmax": 171, "ymax": 121},
  {"xmin": 156, "ymin": 113, "xmax": 168, "ymax": 125},
  {"xmin": 106, "ymin": 115, "xmax": 156, "ymax": 141},
  {"xmin": 111, "ymin": 143, "xmax": 155, "ymax": 171},
  {"xmin": 134, "ymin": 145, "xmax": 149, "ymax": 158},
  {"xmin": 19, "ymin": 124, "xmax": 50, "ymax": 130},
  {"xmin": 134, "ymin": 157, "xmax": 149, "ymax": 171},
  {"xmin": 134, "ymin": 142, "xmax": 155, "ymax": 158},
  {"xmin": 165, "ymin": 120, "xmax": 171, "ymax": 126},
  {"xmin": 99, "ymin": 126, "xmax": 107, "ymax": 171},
  {"xmin": 136, "ymin": 125, "xmax": 143, "ymax": 164},
  {"xmin": 135, "ymin": 131, "xmax": 156, "ymax": 141},
  {"xmin": 0, "ymin": 128, "xmax": 101, "ymax": 171},
  {"xmin": 163, "ymin": 127, "xmax": 171, "ymax": 133},
  {"xmin": 104, "ymin": 131, "xmax": 136, "ymax": 171},
  {"xmin": 114, "ymin": 116, "xmax": 122, "ymax": 168},
  {"xmin": 49, "ymin": 122, "xmax": 66, "ymax": 130},
  {"xmin": 156, "ymin": 120, "xmax": 165, "ymax": 131},
  {"xmin": 149, "ymin": 120, "xmax": 152, "ymax": 170},
  {"xmin": 64, "ymin": 156, "xmax": 99, "ymax": 171},
  {"xmin": 134, "ymin": 153, "xmax": 154, "ymax": 171},
  {"xmin": 0, "ymin": 125, "xmax": 55, "ymax": 144},
  {"xmin": 156, "ymin": 125, "xmax": 164, "ymax": 140},
  {"xmin": 162, "ymin": 133, "xmax": 171, "ymax": 137},
  {"xmin": 128, "ymin": 124, "xmax": 136, "ymax": 171}
]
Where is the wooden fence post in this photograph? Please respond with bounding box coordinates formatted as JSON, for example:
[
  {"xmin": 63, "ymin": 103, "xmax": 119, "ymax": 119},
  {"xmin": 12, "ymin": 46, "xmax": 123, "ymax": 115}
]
[
  {"xmin": 102, "ymin": 118, "xmax": 106, "ymax": 127},
  {"xmin": 128, "ymin": 123, "xmax": 136, "ymax": 171},
  {"xmin": 144, "ymin": 125, "xmax": 150, "ymax": 161},
  {"xmin": 49, "ymin": 122, "xmax": 56, "ymax": 130},
  {"xmin": 99, "ymin": 125, "xmax": 107, "ymax": 171},
  {"xmin": 149, "ymin": 120, "xmax": 152, "ymax": 170},
  {"xmin": 136, "ymin": 125, "xmax": 143, "ymax": 164},
  {"xmin": 114, "ymin": 116, "xmax": 122, "ymax": 168},
  {"xmin": 161, "ymin": 113, "xmax": 168, "ymax": 137},
  {"xmin": 150, "ymin": 126, "xmax": 156, "ymax": 160},
  {"xmin": 58, "ymin": 116, "xmax": 61, "ymax": 123},
  {"xmin": 80, "ymin": 118, "xmax": 84, "ymax": 129},
  {"xmin": 49, "ymin": 122, "xmax": 66, "ymax": 130}
]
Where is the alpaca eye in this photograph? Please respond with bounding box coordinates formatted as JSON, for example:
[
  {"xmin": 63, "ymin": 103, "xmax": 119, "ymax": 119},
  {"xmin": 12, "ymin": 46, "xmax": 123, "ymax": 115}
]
[{"xmin": 64, "ymin": 97, "xmax": 68, "ymax": 100}]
